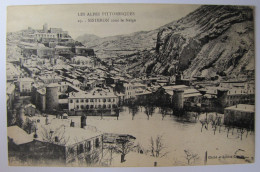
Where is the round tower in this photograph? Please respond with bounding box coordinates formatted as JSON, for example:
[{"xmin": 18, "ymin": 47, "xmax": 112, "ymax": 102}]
[
  {"xmin": 81, "ymin": 115, "xmax": 87, "ymax": 128},
  {"xmin": 173, "ymin": 89, "xmax": 184, "ymax": 110},
  {"xmin": 46, "ymin": 83, "xmax": 59, "ymax": 112},
  {"xmin": 217, "ymin": 89, "xmax": 229, "ymax": 108}
]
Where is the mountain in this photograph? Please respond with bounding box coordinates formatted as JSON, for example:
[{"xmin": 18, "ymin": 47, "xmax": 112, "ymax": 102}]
[
  {"xmin": 134, "ymin": 5, "xmax": 255, "ymax": 79},
  {"xmin": 76, "ymin": 5, "xmax": 255, "ymax": 79},
  {"xmin": 76, "ymin": 30, "xmax": 159, "ymax": 59},
  {"xmin": 75, "ymin": 34, "xmax": 100, "ymax": 45}
]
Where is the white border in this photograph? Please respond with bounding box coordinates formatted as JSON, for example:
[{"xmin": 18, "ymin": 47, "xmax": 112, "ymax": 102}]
[{"xmin": 1, "ymin": 0, "xmax": 259, "ymax": 172}]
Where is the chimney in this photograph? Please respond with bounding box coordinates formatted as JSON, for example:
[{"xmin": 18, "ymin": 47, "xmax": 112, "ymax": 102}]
[
  {"xmin": 34, "ymin": 128, "xmax": 38, "ymax": 139},
  {"xmin": 81, "ymin": 115, "xmax": 87, "ymax": 128},
  {"xmin": 70, "ymin": 120, "xmax": 75, "ymax": 127},
  {"xmin": 55, "ymin": 136, "xmax": 59, "ymax": 142},
  {"xmin": 45, "ymin": 116, "xmax": 48, "ymax": 125}
]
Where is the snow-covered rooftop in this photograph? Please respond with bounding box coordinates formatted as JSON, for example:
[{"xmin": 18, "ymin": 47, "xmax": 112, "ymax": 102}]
[
  {"xmin": 225, "ymin": 104, "xmax": 254, "ymax": 113},
  {"xmin": 7, "ymin": 126, "xmax": 33, "ymax": 145}
]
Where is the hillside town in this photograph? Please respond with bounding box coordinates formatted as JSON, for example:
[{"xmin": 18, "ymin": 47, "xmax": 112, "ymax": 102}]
[{"xmin": 6, "ymin": 22, "xmax": 255, "ymax": 167}]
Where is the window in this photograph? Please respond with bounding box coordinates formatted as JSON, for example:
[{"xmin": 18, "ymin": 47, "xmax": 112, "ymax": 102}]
[
  {"xmin": 90, "ymin": 99, "xmax": 93, "ymax": 102},
  {"xmin": 113, "ymin": 98, "xmax": 115, "ymax": 102},
  {"xmin": 81, "ymin": 105, "xmax": 84, "ymax": 109},
  {"xmin": 108, "ymin": 98, "xmax": 111, "ymax": 102},
  {"xmin": 86, "ymin": 99, "xmax": 89, "ymax": 102},
  {"xmin": 78, "ymin": 144, "xmax": 84, "ymax": 154},
  {"xmin": 81, "ymin": 99, "xmax": 84, "ymax": 103},
  {"xmin": 98, "ymin": 105, "xmax": 102, "ymax": 109},
  {"xmin": 69, "ymin": 99, "xmax": 73, "ymax": 103},
  {"xmin": 76, "ymin": 99, "xmax": 79, "ymax": 103},
  {"xmin": 108, "ymin": 104, "xmax": 111, "ymax": 108},
  {"xmin": 86, "ymin": 141, "xmax": 91, "ymax": 151},
  {"xmin": 90, "ymin": 105, "xmax": 94, "ymax": 109},
  {"xmin": 76, "ymin": 105, "xmax": 79, "ymax": 109},
  {"xmin": 103, "ymin": 99, "xmax": 106, "ymax": 102},
  {"xmin": 86, "ymin": 105, "xmax": 89, "ymax": 109},
  {"xmin": 95, "ymin": 138, "xmax": 100, "ymax": 148},
  {"xmin": 103, "ymin": 104, "xmax": 106, "ymax": 109}
]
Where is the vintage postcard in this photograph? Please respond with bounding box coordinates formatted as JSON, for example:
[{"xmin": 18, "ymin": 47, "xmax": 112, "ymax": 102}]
[{"xmin": 6, "ymin": 3, "xmax": 255, "ymax": 167}]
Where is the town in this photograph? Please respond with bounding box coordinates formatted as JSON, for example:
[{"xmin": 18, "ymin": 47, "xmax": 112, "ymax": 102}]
[{"xmin": 6, "ymin": 23, "xmax": 255, "ymax": 167}]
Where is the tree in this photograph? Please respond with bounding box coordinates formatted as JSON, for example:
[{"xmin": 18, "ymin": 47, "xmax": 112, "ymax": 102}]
[
  {"xmin": 128, "ymin": 100, "xmax": 139, "ymax": 120},
  {"xmin": 144, "ymin": 105, "xmax": 155, "ymax": 120},
  {"xmin": 115, "ymin": 135, "xmax": 136, "ymax": 163},
  {"xmin": 199, "ymin": 116, "xmax": 210, "ymax": 132},
  {"xmin": 192, "ymin": 112, "xmax": 200, "ymax": 122},
  {"xmin": 102, "ymin": 143, "xmax": 117, "ymax": 165},
  {"xmin": 211, "ymin": 118, "xmax": 218, "ymax": 135},
  {"xmin": 149, "ymin": 135, "xmax": 168, "ymax": 158},
  {"xmin": 97, "ymin": 108, "xmax": 104, "ymax": 120},
  {"xmin": 40, "ymin": 125, "xmax": 69, "ymax": 145},
  {"xmin": 184, "ymin": 149, "xmax": 199, "ymax": 165},
  {"xmin": 210, "ymin": 114, "xmax": 221, "ymax": 135},
  {"xmin": 160, "ymin": 106, "xmax": 168, "ymax": 120},
  {"xmin": 238, "ymin": 128, "xmax": 246, "ymax": 140},
  {"xmin": 114, "ymin": 108, "xmax": 120, "ymax": 120},
  {"xmin": 226, "ymin": 125, "xmax": 232, "ymax": 138},
  {"xmin": 85, "ymin": 149, "xmax": 100, "ymax": 166}
]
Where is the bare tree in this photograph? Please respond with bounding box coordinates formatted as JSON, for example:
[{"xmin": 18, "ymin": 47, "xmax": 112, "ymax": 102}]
[
  {"xmin": 238, "ymin": 128, "xmax": 246, "ymax": 140},
  {"xmin": 144, "ymin": 105, "xmax": 155, "ymax": 120},
  {"xmin": 226, "ymin": 126, "xmax": 232, "ymax": 138},
  {"xmin": 210, "ymin": 115, "xmax": 221, "ymax": 135},
  {"xmin": 115, "ymin": 135, "xmax": 136, "ymax": 163},
  {"xmin": 104, "ymin": 144, "xmax": 117, "ymax": 165},
  {"xmin": 128, "ymin": 100, "xmax": 139, "ymax": 120},
  {"xmin": 160, "ymin": 106, "xmax": 168, "ymax": 120},
  {"xmin": 40, "ymin": 125, "xmax": 70, "ymax": 145},
  {"xmin": 149, "ymin": 135, "xmax": 169, "ymax": 158},
  {"xmin": 184, "ymin": 149, "xmax": 199, "ymax": 165},
  {"xmin": 200, "ymin": 120, "xmax": 207, "ymax": 132},
  {"xmin": 95, "ymin": 107, "xmax": 104, "ymax": 120},
  {"xmin": 85, "ymin": 149, "xmax": 100, "ymax": 166},
  {"xmin": 136, "ymin": 142, "xmax": 144, "ymax": 154},
  {"xmin": 192, "ymin": 112, "xmax": 199, "ymax": 122},
  {"xmin": 114, "ymin": 107, "xmax": 120, "ymax": 120}
]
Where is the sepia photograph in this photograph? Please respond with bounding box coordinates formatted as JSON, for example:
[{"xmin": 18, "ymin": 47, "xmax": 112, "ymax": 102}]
[{"xmin": 4, "ymin": 2, "xmax": 256, "ymax": 169}]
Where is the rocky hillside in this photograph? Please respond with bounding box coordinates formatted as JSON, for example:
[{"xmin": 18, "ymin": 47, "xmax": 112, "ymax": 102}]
[
  {"xmin": 137, "ymin": 5, "xmax": 254, "ymax": 79},
  {"xmin": 76, "ymin": 34, "xmax": 100, "ymax": 45}
]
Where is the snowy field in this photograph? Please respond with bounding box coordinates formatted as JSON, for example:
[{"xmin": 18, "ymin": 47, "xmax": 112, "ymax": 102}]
[{"xmin": 85, "ymin": 107, "xmax": 255, "ymax": 167}]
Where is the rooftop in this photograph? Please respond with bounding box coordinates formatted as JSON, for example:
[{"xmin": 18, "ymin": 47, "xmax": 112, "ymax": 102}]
[
  {"xmin": 225, "ymin": 104, "xmax": 255, "ymax": 113},
  {"xmin": 69, "ymin": 88, "xmax": 117, "ymax": 99},
  {"xmin": 29, "ymin": 116, "xmax": 101, "ymax": 146},
  {"xmin": 19, "ymin": 77, "xmax": 34, "ymax": 82},
  {"xmin": 25, "ymin": 103, "xmax": 36, "ymax": 109},
  {"xmin": 163, "ymin": 85, "xmax": 188, "ymax": 91},
  {"xmin": 7, "ymin": 126, "xmax": 33, "ymax": 145}
]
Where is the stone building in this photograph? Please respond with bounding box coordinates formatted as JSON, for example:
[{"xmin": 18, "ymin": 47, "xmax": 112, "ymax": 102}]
[{"xmin": 224, "ymin": 104, "xmax": 254, "ymax": 129}]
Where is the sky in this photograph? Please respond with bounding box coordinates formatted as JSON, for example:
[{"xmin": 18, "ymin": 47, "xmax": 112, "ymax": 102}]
[{"xmin": 7, "ymin": 4, "xmax": 199, "ymax": 39}]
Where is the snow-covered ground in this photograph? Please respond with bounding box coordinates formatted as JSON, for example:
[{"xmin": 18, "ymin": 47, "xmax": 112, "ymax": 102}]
[{"xmin": 85, "ymin": 107, "xmax": 255, "ymax": 167}]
